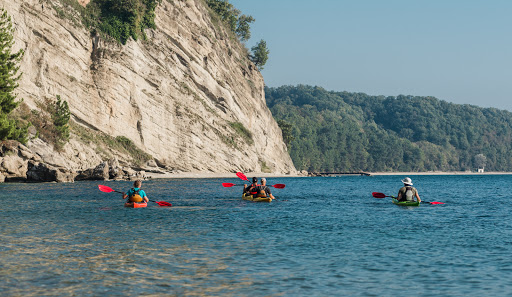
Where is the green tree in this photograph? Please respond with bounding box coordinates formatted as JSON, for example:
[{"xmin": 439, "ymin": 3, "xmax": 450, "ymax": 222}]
[
  {"xmin": 236, "ymin": 14, "xmax": 254, "ymax": 41},
  {"xmin": 473, "ymin": 153, "xmax": 486, "ymax": 169},
  {"xmin": 276, "ymin": 119, "xmax": 294, "ymax": 148},
  {"xmin": 88, "ymin": 0, "xmax": 160, "ymax": 44},
  {"xmin": 266, "ymin": 85, "xmax": 512, "ymax": 172},
  {"xmin": 206, "ymin": 0, "xmax": 239, "ymax": 32},
  {"xmin": 51, "ymin": 95, "xmax": 71, "ymax": 148},
  {"xmin": 250, "ymin": 39, "xmax": 269, "ymax": 70},
  {"xmin": 0, "ymin": 8, "xmax": 28, "ymax": 143}
]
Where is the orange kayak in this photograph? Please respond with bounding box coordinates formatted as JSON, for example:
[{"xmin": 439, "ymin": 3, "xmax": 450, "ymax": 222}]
[{"xmin": 124, "ymin": 202, "xmax": 148, "ymax": 208}]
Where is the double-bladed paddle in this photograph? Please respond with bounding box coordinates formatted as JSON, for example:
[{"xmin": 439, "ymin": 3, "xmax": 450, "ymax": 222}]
[
  {"xmin": 98, "ymin": 185, "xmax": 172, "ymax": 207},
  {"xmin": 235, "ymin": 172, "xmax": 286, "ymax": 188},
  {"xmin": 236, "ymin": 172, "xmax": 249, "ymax": 181},
  {"xmin": 222, "ymin": 182, "xmax": 286, "ymax": 189},
  {"xmin": 372, "ymin": 192, "xmax": 444, "ymax": 205}
]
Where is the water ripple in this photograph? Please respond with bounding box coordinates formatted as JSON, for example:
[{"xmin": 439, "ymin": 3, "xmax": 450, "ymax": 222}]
[{"xmin": 1, "ymin": 176, "xmax": 512, "ymax": 296}]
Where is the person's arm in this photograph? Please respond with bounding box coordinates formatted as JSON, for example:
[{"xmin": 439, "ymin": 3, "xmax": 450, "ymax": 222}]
[
  {"xmin": 415, "ymin": 191, "xmax": 421, "ymax": 203},
  {"xmin": 396, "ymin": 192, "xmax": 402, "ymax": 200},
  {"xmin": 122, "ymin": 191, "xmax": 128, "ymax": 199},
  {"xmin": 265, "ymin": 187, "xmax": 274, "ymax": 199},
  {"xmin": 142, "ymin": 190, "xmax": 149, "ymax": 203}
]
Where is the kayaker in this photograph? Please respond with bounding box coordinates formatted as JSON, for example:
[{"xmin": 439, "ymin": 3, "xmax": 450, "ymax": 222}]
[
  {"xmin": 256, "ymin": 178, "xmax": 275, "ymax": 199},
  {"xmin": 243, "ymin": 177, "xmax": 259, "ymax": 194},
  {"xmin": 397, "ymin": 177, "xmax": 421, "ymax": 203},
  {"xmin": 122, "ymin": 180, "xmax": 149, "ymax": 204}
]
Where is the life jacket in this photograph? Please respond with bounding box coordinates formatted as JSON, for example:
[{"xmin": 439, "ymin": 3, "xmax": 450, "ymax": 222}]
[
  {"xmin": 129, "ymin": 188, "xmax": 143, "ymax": 203},
  {"xmin": 254, "ymin": 185, "xmax": 269, "ymax": 197},
  {"xmin": 247, "ymin": 184, "xmax": 260, "ymax": 195},
  {"xmin": 403, "ymin": 186, "xmax": 414, "ymax": 201}
]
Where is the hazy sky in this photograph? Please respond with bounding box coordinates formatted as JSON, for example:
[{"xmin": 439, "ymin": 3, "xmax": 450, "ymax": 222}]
[{"xmin": 229, "ymin": 0, "xmax": 512, "ymax": 111}]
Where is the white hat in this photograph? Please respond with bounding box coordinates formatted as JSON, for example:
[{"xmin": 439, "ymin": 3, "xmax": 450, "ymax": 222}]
[
  {"xmin": 401, "ymin": 177, "xmax": 413, "ymax": 185},
  {"xmin": 261, "ymin": 178, "xmax": 266, "ymax": 183}
]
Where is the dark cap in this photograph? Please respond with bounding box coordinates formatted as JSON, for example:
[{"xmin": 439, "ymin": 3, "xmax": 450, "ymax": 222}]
[{"xmin": 252, "ymin": 177, "xmax": 258, "ymax": 183}]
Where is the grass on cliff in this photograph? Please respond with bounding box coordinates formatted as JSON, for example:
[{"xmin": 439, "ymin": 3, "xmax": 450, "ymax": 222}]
[
  {"xmin": 229, "ymin": 121, "xmax": 253, "ymax": 145},
  {"xmin": 71, "ymin": 121, "xmax": 153, "ymax": 167},
  {"xmin": 13, "ymin": 97, "xmax": 70, "ymax": 151},
  {"xmin": 52, "ymin": 0, "xmax": 160, "ymax": 44},
  {"xmin": 260, "ymin": 160, "xmax": 271, "ymax": 173}
]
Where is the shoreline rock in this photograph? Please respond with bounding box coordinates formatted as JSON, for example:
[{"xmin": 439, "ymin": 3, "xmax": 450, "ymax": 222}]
[{"xmin": 0, "ymin": 141, "xmax": 151, "ymax": 183}]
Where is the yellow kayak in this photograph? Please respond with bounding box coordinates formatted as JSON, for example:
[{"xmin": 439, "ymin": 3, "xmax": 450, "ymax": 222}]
[{"xmin": 242, "ymin": 193, "xmax": 272, "ymax": 202}]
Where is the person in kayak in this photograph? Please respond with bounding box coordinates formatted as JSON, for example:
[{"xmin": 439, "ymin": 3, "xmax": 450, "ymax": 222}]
[
  {"xmin": 397, "ymin": 177, "xmax": 421, "ymax": 203},
  {"xmin": 256, "ymin": 178, "xmax": 275, "ymax": 199},
  {"xmin": 122, "ymin": 180, "xmax": 149, "ymax": 203},
  {"xmin": 243, "ymin": 177, "xmax": 259, "ymax": 194}
]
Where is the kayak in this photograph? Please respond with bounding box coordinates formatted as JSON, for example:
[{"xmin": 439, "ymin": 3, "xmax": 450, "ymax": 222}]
[
  {"xmin": 392, "ymin": 198, "xmax": 420, "ymax": 207},
  {"xmin": 242, "ymin": 193, "xmax": 272, "ymax": 202},
  {"xmin": 124, "ymin": 202, "xmax": 148, "ymax": 208}
]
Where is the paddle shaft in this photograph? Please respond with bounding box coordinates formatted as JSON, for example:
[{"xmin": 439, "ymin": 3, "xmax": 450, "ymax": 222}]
[
  {"xmin": 372, "ymin": 191, "xmax": 444, "ymax": 204},
  {"xmin": 222, "ymin": 182, "xmax": 285, "ymax": 188},
  {"xmin": 98, "ymin": 185, "xmax": 172, "ymax": 206}
]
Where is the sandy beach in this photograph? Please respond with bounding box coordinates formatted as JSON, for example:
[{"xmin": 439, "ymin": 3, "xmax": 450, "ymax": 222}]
[
  {"xmin": 146, "ymin": 171, "xmax": 303, "ymax": 179},
  {"xmin": 146, "ymin": 170, "xmax": 512, "ymax": 179}
]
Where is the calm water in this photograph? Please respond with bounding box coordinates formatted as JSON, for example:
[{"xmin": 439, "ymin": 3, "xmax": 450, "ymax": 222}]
[{"xmin": 1, "ymin": 175, "xmax": 512, "ymax": 296}]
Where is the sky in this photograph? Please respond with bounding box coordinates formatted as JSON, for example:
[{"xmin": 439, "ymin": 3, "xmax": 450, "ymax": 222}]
[{"xmin": 229, "ymin": 0, "xmax": 512, "ymax": 111}]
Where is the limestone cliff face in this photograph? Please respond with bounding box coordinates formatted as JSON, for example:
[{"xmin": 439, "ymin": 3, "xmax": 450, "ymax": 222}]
[{"xmin": 4, "ymin": 0, "xmax": 296, "ymax": 176}]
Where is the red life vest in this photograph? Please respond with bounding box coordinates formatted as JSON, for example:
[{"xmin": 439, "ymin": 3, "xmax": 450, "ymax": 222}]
[{"xmin": 248, "ymin": 184, "xmax": 260, "ymax": 195}]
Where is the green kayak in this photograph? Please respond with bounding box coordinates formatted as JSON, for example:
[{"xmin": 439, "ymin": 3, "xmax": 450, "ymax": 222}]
[{"xmin": 392, "ymin": 198, "xmax": 420, "ymax": 206}]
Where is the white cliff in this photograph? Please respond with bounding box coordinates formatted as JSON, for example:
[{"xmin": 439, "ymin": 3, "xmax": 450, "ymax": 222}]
[{"xmin": 1, "ymin": 0, "xmax": 296, "ymax": 181}]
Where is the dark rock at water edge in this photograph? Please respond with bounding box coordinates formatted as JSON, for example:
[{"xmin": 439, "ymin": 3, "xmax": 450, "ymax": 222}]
[
  {"xmin": 26, "ymin": 161, "xmax": 76, "ymax": 183},
  {"xmin": 1, "ymin": 141, "xmax": 149, "ymax": 183}
]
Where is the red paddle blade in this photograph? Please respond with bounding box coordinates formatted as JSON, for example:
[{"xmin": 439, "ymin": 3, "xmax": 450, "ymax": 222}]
[
  {"xmin": 222, "ymin": 183, "xmax": 236, "ymax": 187},
  {"xmin": 155, "ymin": 201, "xmax": 172, "ymax": 207},
  {"xmin": 372, "ymin": 192, "xmax": 386, "ymax": 198},
  {"xmin": 271, "ymin": 184, "xmax": 286, "ymax": 189},
  {"xmin": 428, "ymin": 201, "xmax": 445, "ymax": 205},
  {"xmin": 98, "ymin": 185, "xmax": 115, "ymax": 193},
  {"xmin": 236, "ymin": 172, "xmax": 248, "ymax": 181}
]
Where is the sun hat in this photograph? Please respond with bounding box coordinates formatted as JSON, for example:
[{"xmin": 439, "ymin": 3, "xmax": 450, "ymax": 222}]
[
  {"xmin": 261, "ymin": 178, "xmax": 266, "ymax": 183},
  {"xmin": 401, "ymin": 177, "xmax": 413, "ymax": 185}
]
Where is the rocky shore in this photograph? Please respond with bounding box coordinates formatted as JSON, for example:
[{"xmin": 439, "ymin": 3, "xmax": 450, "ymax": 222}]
[
  {"xmin": 1, "ymin": 140, "xmax": 302, "ymax": 183},
  {"xmin": 0, "ymin": 140, "xmax": 149, "ymax": 183}
]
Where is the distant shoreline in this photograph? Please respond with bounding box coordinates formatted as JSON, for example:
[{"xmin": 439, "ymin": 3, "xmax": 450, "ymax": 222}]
[
  {"xmin": 369, "ymin": 171, "xmax": 512, "ymax": 176},
  {"xmin": 146, "ymin": 171, "xmax": 512, "ymax": 179},
  {"xmin": 146, "ymin": 172, "xmax": 303, "ymax": 179}
]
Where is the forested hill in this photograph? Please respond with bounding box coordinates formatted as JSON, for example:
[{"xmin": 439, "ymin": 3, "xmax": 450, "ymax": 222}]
[{"xmin": 266, "ymin": 85, "xmax": 512, "ymax": 172}]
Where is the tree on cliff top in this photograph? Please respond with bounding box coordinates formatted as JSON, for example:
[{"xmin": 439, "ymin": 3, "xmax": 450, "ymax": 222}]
[
  {"xmin": 250, "ymin": 40, "xmax": 269, "ymax": 70},
  {"xmin": 87, "ymin": 0, "xmax": 160, "ymax": 44},
  {"xmin": 0, "ymin": 8, "xmax": 28, "ymax": 143},
  {"xmin": 206, "ymin": 0, "xmax": 254, "ymax": 41}
]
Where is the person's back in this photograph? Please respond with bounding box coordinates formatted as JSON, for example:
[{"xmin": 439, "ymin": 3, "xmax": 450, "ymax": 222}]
[
  {"xmin": 123, "ymin": 180, "xmax": 149, "ymax": 203},
  {"xmin": 244, "ymin": 177, "xmax": 259, "ymax": 194},
  {"xmin": 257, "ymin": 178, "xmax": 275, "ymax": 199},
  {"xmin": 398, "ymin": 186, "xmax": 417, "ymax": 201},
  {"xmin": 254, "ymin": 184, "xmax": 268, "ymax": 197},
  {"xmin": 396, "ymin": 177, "xmax": 420, "ymax": 203}
]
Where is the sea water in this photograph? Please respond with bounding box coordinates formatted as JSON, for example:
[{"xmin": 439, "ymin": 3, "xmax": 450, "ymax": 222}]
[{"xmin": 1, "ymin": 175, "xmax": 511, "ymax": 296}]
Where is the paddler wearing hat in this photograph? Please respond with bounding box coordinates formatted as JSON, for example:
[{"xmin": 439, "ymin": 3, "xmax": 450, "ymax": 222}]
[{"xmin": 397, "ymin": 177, "xmax": 422, "ymax": 203}]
